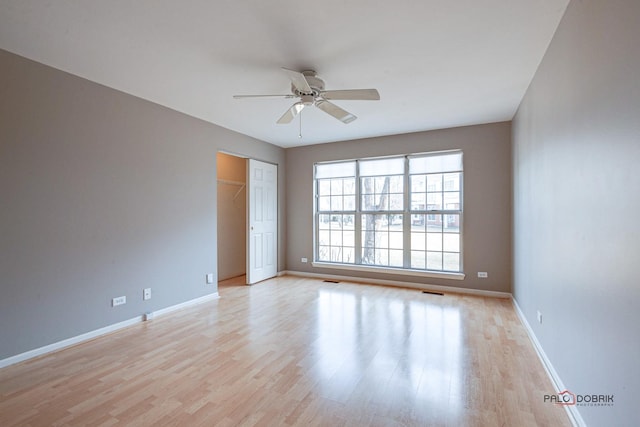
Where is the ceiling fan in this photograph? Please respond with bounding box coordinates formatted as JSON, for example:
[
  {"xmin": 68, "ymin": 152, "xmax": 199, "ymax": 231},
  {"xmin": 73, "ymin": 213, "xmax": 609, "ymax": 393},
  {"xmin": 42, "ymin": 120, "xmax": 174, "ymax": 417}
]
[{"xmin": 233, "ymin": 68, "xmax": 380, "ymax": 124}]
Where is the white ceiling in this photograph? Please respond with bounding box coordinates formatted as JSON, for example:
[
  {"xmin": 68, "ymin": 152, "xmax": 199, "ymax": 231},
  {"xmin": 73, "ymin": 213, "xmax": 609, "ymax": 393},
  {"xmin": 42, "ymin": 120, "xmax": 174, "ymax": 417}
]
[{"xmin": 0, "ymin": 0, "xmax": 569, "ymax": 148}]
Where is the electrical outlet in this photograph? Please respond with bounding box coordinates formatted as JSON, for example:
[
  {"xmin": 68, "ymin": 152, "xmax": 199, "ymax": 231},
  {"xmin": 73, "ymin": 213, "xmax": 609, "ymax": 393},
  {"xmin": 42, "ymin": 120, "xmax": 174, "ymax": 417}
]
[
  {"xmin": 537, "ymin": 310, "xmax": 543, "ymax": 324},
  {"xmin": 112, "ymin": 296, "xmax": 126, "ymax": 307},
  {"xmin": 477, "ymin": 272, "xmax": 488, "ymax": 278},
  {"xmin": 301, "ymin": 257, "xmax": 308, "ymax": 263},
  {"xmin": 143, "ymin": 288, "xmax": 151, "ymax": 300},
  {"xmin": 206, "ymin": 273, "xmax": 214, "ymax": 284}
]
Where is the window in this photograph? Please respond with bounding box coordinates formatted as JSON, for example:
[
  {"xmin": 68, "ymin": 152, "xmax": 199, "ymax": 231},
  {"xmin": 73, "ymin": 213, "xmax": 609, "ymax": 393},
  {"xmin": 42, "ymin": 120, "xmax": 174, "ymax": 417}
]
[{"xmin": 314, "ymin": 151, "xmax": 463, "ymax": 276}]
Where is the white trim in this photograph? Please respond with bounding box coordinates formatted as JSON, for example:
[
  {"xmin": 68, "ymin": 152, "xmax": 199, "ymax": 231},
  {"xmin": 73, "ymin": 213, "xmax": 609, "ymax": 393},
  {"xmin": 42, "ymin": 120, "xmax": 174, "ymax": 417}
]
[
  {"xmin": 282, "ymin": 270, "xmax": 509, "ymax": 298},
  {"xmin": 0, "ymin": 316, "xmax": 142, "ymax": 369},
  {"xmin": 311, "ymin": 261, "xmax": 466, "ymax": 281},
  {"xmin": 0, "ymin": 292, "xmax": 219, "ymax": 369},
  {"xmin": 152, "ymin": 292, "xmax": 219, "ymax": 317},
  {"xmin": 512, "ymin": 298, "xmax": 585, "ymax": 427}
]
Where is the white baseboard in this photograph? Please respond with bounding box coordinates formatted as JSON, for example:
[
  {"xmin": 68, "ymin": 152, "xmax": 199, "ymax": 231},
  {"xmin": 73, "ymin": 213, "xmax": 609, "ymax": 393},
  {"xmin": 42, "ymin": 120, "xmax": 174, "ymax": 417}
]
[
  {"xmin": 511, "ymin": 298, "xmax": 585, "ymax": 427},
  {"xmin": 281, "ymin": 270, "xmax": 511, "ymax": 298},
  {"xmin": 0, "ymin": 292, "xmax": 219, "ymax": 369},
  {"xmin": 153, "ymin": 292, "xmax": 219, "ymax": 317}
]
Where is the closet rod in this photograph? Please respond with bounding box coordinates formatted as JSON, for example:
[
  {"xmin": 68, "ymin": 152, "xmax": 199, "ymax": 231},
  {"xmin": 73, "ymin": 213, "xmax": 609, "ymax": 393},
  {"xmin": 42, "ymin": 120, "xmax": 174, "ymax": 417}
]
[
  {"xmin": 217, "ymin": 179, "xmax": 246, "ymax": 200},
  {"xmin": 217, "ymin": 179, "xmax": 245, "ymax": 186}
]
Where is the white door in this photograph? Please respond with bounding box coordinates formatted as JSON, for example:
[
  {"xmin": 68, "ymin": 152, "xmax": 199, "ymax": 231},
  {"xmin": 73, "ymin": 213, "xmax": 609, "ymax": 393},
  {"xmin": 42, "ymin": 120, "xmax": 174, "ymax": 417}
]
[{"xmin": 247, "ymin": 159, "xmax": 277, "ymax": 284}]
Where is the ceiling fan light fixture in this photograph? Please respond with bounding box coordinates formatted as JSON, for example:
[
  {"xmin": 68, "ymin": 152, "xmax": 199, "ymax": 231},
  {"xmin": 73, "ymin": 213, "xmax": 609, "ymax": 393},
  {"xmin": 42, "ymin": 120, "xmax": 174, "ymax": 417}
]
[{"xmin": 301, "ymin": 94, "xmax": 315, "ymax": 106}]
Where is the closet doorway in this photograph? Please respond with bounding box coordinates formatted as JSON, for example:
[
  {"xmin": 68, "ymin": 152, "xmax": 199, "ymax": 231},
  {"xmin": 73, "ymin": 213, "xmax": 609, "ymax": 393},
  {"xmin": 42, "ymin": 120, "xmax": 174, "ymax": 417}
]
[{"xmin": 217, "ymin": 152, "xmax": 247, "ymax": 284}]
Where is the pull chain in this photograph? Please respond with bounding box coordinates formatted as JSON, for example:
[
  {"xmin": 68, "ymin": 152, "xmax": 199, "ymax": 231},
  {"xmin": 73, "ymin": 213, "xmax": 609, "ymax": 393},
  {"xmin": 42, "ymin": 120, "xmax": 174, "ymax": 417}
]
[{"xmin": 298, "ymin": 109, "xmax": 302, "ymax": 139}]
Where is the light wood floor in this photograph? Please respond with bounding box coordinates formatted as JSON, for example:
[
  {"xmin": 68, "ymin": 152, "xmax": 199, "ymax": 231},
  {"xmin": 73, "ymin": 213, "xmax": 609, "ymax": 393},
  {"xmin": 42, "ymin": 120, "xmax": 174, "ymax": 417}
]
[{"xmin": 0, "ymin": 276, "xmax": 570, "ymax": 426}]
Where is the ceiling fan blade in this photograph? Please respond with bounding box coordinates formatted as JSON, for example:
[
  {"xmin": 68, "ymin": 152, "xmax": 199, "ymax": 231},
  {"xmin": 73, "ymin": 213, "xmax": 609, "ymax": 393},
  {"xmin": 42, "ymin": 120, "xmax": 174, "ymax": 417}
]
[
  {"xmin": 320, "ymin": 89, "xmax": 380, "ymax": 101},
  {"xmin": 277, "ymin": 102, "xmax": 305, "ymax": 124},
  {"xmin": 281, "ymin": 68, "xmax": 312, "ymax": 94},
  {"xmin": 233, "ymin": 94, "xmax": 295, "ymax": 99},
  {"xmin": 315, "ymin": 99, "xmax": 357, "ymax": 124}
]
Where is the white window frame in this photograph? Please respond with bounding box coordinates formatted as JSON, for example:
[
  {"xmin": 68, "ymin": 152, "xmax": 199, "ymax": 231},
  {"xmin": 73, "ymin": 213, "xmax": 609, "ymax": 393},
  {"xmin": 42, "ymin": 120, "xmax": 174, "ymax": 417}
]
[{"xmin": 312, "ymin": 150, "xmax": 465, "ymax": 281}]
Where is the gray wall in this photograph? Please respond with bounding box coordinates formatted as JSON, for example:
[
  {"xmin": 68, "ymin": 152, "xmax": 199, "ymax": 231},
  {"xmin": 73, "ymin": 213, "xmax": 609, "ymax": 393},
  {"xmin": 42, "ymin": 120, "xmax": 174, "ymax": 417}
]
[
  {"xmin": 0, "ymin": 49, "xmax": 285, "ymax": 360},
  {"xmin": 512, "ymin": 1, "xmax": 640, "ymax": 425},
  {"xmin": 286, "ymin": 122, "xmax": 512, "ymax": 293},
  {"xmin": 217, "ymin": 152, "xmax": 246, "ymax": 280}
]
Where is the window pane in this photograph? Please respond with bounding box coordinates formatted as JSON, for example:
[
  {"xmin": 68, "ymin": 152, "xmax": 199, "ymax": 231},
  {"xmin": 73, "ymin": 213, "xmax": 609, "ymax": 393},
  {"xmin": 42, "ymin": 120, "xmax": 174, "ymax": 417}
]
[
  {"xmin": 344, "ymin": 178, "xmax": 356, "ymax": 195},
  {"xmin": 373, "ymin": 176, "xmax": 387, "ymax": 193},
  {"xmin": 427, "ymin": 174, "xmax": 442, "ymax": 192},
  {"xmin": 443, "ymin": 173, "xmax": 460, "ymax": 191},
  {"xmin": 427, "ymin": 193, "xmax": 442, "ymax": 210},
  {"xmin": 318, "ymin": 230, "xmax": 330, "ymax": 245},
  {"xmin": 411, "ymin": 251, "xmax": 426, "ymax": 269},
  {"xmin": 330, "ymin": 216, "xmax": 342, "ymax": 228},
  {"xmin": 331, "ymin": 230, "xmax": 342, "ymax": 246},
  {"xmin": 375, "ymin": 231, "xmax": 387, "ymax": 248},
  {"xmin": 411, "ymin": 214, "xmax": 425, "ymax": 230},
  {"xmin": 331, "ymin": 195, "xmax": 343, "ymax": 211},
  {"xmin": 376, "ymin": 249, "xmax": 389, "ymax": 265},
  {"xmin": 361, "ymin": 214, "xmax": 375, "ymax": 231},
  {"xmin": 444, "ymin": 192, "xmax": 460, "ymax": 210},
  {"xmin": 318, "ymin": 196, "xmax": 330, "ymax": 211},
  {"xmin": 427, "ymin": 215, "xmax": 442, "ymax": 232},
  {"xmin": 411, "ymin": 194, "xmax": 426, "ymax": 211},
  {"xmin": 318, "ymin": 180, "xmax": 331, "ymax": 196},
  {"xmin": 344, "ymin": 195, "xmax": 356, "ymax": 211},
  {"xmin": 316, "ymin": 161, "xmax": 356, "ymax": 179},
  {"xmin": 426, "ymin": 252, "xmax": 443, "ymax": 270},
  {"xmin": 444, "ymin": 214, "xmax": 460, "ymax": 232},
  {"xmin": 389, "ymin": 194, "xmax": 404, "ymax": 210},
  {"xmin": 318, "ymin": 246, "xmax": 330, "ymax": 261},
  {"xmin": 343, "ymin": 247, "xmax": 355, "ymax": 264},
  {"xmin": 427, "ymin": 233, "xmax": 442, "ymax": 251},
  {"xmin": 344, "ymin": 214, "xmax": 354, "ymax": 228},
  {"xmin": 388, "ymin": 175, "xmax": 404, "ymax": 192},
  {"xmin": 330, "ymin": 247, "xmax": 343, "ymax": 262},
  {"xmin": 361, "ymin": 247, "xmax": 375, "ymax": 265},
  {"xmin": 344, "ymin": 230, "xmax": 355, "ymax": 246},
  {"xmin": 411, "ymin": 175, "xmax": 425, "ymax": 192},
  {"xmin": 389, "ymin": 250, "xmax": 403, "ymax": 267},
  {"xmin": 443, "ymin": 253, "xmax": 460, "ymax": 271},
  {"xmin": 411, "ymin": 232, "xmax": 425, "ymax": 250},
  {"xmin": 330, "ymin": 179, "xmax": 343, "ymax": 195},
  {"xmin": 443, "ymin": 233, "xmax": 459, "ymax": 252},
  {"xmin": 359, "ymin": 157, "xmax": 404, "ymax": 176},
  {"xmin": 389, "ymin": 231, "xmax": 403, "ymax": 250},
  {"xmin": 319, "ymin": 214, "xmax": 331, "ymax": 229}
]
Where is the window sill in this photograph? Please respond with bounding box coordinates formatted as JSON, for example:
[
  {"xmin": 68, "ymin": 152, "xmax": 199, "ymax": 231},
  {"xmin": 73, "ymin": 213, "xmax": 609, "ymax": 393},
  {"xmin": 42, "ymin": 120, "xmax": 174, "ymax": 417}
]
[{"xmin": 311, "ymin": 262, "xmax": 465, "ymax": 281}]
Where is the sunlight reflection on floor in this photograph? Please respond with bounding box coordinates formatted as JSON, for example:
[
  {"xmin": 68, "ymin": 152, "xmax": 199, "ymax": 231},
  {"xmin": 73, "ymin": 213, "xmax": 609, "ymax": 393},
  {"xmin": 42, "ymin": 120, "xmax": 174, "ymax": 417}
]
[{"xmin": 315, "ymin": 286, "xmax": 462, "ymax": 415}]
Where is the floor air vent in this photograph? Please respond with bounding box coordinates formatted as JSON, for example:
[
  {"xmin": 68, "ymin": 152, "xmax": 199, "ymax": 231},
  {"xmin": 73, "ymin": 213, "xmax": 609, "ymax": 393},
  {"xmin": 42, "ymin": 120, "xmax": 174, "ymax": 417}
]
[
  {"xmin": 323, "ymin": 280, "xmax": 340, "ymax": 283},
  {"xmin": 422, "ymin": 290, "xmax": 444, "ymax": 296}
]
